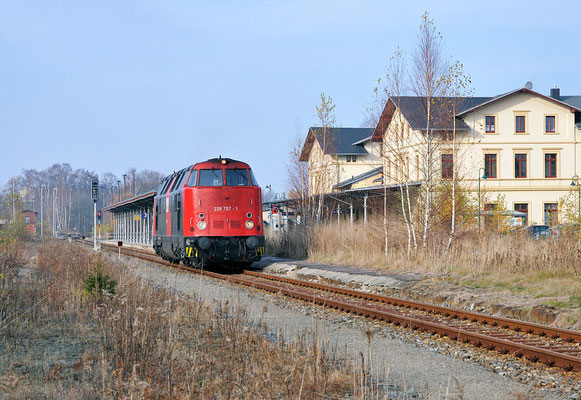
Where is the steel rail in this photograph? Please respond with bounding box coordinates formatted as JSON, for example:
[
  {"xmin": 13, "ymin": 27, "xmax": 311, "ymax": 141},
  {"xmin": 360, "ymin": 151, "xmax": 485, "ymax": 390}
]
[
  {"xmin": 93, "ymin": 241, "xmax": 581, "ymax": 372},
  {"xmin": 242, "ymin": 270, "xmax": 581, "ymax": 344}
]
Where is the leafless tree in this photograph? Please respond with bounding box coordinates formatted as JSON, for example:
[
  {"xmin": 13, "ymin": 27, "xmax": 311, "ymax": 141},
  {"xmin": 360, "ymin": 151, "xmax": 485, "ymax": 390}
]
[
  {"xmin": 439, "ymin": 61, "xmax": 474, "ymax": 253},
  {"xmin": 412, "ymin": 11, "xmax": 447, "ymax": 249}
]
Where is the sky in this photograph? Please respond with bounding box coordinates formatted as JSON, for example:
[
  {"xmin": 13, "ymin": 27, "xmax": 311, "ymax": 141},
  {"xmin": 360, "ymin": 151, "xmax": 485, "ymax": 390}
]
[{"xmin": 1, "ymin": 0, "xmax": 580, "ymax": 194}]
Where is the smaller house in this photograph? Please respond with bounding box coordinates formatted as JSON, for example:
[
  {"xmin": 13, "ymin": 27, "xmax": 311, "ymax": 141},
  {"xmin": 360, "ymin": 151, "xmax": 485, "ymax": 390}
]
[
  {"xmin": 300, "ymin": 127, "xmax": 379, "ymax": 195},
  {"xmin": 22, "ymin": 210, "xmax": 38, "ymax": 235}
]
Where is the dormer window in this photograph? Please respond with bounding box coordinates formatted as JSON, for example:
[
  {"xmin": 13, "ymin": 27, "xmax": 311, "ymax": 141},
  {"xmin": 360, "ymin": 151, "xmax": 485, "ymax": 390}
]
[{"xmin": 347, "ymin": 155, "xmax": 357, "ymax": 163}]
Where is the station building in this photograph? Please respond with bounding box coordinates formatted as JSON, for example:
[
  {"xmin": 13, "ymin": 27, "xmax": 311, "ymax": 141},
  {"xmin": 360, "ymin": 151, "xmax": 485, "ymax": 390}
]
[{"xmin": 300, "ymin": 85, "xmax": 581, "ymax": 226}]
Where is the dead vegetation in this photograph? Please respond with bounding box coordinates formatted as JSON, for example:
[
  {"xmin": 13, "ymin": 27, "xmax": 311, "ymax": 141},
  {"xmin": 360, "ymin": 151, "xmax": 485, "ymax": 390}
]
[
  {"xmin": 1, "ymin": 241, "xmax": 389, "ymax": 399},
  {"xmin": 267, "ymin": 219, "xmax": 581, "ymax": 308}
]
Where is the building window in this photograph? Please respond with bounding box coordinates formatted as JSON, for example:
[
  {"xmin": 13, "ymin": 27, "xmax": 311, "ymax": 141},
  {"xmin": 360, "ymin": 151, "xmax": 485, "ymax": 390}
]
[
  {"xmin": 514, "ymin": 153, "xmax": 527, "ymax": 178},
  {"xmin": 415, "ymin": 155, "xmax": 420, "ymax": 180},
  {"xmin": 514, "ymin": 203, "xmax": 528, "ymax": 226},
  {"xmin": 515, "ymin": 116, "xmax": 526, "ymax": 133},
  {"xmin": 25, "ymin": 216, "xmax": 30, "ymax": 224},
  {"xmin": 441, "ymin": 154, "xmax": 453, "ymax": 179},
  {"xmin": 347, "ymin": 155, "xmax": 357, "ymax": 162},
  {"xmin": 544, "ymin": 203, "xmax": 558, "ymax": 226},
  {"xmin": 545, "ymin": 116, "xmax": 556, "ymax": 133},
  {"xmin": 544, "ymin": 153, "xmax": 557, "ymax": 178},
  {"xmin": 441, "ymin": 131, "xmax": 453, "ymax": 141},
  {"xmin": 485, "ymin": 116, "xmax": 495, "ymax": 133},
  {"xmin": 484, "ymin": 154, "xmax": 497, "ymax": 178},
  {"xmin": 484, "ymin": 203, "xmax": 496, "ymax": 228}
]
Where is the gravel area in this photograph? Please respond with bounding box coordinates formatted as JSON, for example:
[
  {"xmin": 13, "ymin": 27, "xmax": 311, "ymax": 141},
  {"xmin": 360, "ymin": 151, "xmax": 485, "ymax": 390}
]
[{"xmin": 101, "ymin": 251, "xmax": 581, "ymax": 399}]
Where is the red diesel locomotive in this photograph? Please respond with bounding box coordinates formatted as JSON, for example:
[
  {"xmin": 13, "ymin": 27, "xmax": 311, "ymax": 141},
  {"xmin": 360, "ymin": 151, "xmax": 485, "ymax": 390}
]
[{"xmin": 153, "ymin": 157, "xmax": 265, "ymax": 267}]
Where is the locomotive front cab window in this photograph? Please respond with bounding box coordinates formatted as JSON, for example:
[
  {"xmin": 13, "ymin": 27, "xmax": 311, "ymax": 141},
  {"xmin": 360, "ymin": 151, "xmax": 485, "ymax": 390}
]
[
  {"xmin": 249, "ymin": 169, "xmax": 259, "ymax": 186},
  {"xmin": 198, "ymin": 169, "xmax": 224, "ymax": 186},
  {"xmin": 226, "ymin": 169, "xmax": 250, "ymax": 186},
  {"xmin": 186, "ymin": 169, "xmax": 198, "ymax": 187}
]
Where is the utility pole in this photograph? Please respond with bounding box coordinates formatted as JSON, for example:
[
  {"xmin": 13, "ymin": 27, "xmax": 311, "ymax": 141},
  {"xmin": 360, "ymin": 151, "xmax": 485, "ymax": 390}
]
[
  {"xmin": 52, "ymin": 188, "xmax": 57, "ymax": 237},
  {"xmin": 40, "ymin": 185, "xmax": 45, "ymax": 239},
  {"xmin": 12, "ymin": 181, "xmax": 15, "ymax": 220}
]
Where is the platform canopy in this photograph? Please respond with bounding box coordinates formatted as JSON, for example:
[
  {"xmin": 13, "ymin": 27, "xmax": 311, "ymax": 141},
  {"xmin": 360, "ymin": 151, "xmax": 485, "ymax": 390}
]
[{"xmin": 103, "ymin": 191, "xmax": 157, "ymax": 213}]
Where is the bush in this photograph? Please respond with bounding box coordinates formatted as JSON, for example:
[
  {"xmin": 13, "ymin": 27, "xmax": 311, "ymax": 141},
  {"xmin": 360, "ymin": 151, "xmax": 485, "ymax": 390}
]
[{"xmin": 81, "ymin": 259, "xmax": 116, "ymax": 297}]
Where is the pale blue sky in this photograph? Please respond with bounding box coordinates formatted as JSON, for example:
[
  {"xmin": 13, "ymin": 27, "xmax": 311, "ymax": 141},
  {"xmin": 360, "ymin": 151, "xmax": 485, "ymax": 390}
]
[{"xmin": 1, "ymin": 0, "xmax": 580, "ymax": 193}]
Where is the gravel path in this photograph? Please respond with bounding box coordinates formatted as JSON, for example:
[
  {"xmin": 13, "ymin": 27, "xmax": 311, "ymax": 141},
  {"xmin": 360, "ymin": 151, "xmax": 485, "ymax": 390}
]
[{"xmin": 109, "ymin": 253, "xmax": 572, "ymax": 399}]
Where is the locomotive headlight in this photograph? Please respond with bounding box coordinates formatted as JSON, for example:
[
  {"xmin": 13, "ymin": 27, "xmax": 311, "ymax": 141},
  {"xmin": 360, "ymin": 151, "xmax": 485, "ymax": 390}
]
[
  {"xmin": 245, "ymin": 220, "xmax": 254, "ymax": 229},
  {"xmin": 197, "ymin": 221, "xmax": 207, "ymax": 230}
]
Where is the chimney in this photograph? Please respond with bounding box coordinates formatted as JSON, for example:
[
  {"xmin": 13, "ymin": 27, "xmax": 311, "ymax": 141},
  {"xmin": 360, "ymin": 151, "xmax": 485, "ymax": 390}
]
[{"xmin": 550, "ymin": 85, "xmax": 560, "ymax": 100}]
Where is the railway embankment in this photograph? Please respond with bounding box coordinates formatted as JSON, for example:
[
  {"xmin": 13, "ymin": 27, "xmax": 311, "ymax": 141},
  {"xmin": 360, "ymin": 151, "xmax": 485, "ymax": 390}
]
[
  {"xmin": 266, "ymin": 226, "xmax": 581, "ymax": 330},
  {"xmin": 95, "ymin": 243, "xmax": 580, "ymax": 398},
  {"xmin": 257, "ymin": 257, "xmax": 576, "ymax": 330}
]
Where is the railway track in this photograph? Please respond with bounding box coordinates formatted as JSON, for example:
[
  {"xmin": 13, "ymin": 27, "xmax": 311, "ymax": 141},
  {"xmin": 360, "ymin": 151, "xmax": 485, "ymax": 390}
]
[{"xmin": 92, "ymin": 241, "xmax": 581, "ymax": 373}]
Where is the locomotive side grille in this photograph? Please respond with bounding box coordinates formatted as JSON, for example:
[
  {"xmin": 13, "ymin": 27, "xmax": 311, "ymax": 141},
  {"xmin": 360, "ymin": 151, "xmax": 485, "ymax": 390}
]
[
  {"xmin": 213, "ymin": 220, "xmax": 224, "ymax": 229},
  {"xmin": 230, "ymin": 220, "xmax": 242, "ymax": 229}
]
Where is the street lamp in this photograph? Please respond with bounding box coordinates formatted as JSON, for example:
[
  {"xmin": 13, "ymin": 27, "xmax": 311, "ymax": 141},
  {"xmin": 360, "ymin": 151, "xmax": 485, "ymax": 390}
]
[
  {"xmin": 571, "ymin": 175, "xmax": 580, "ymax": 221},
  {"xmin": 122, "ymin": 174, "xmax": 127, "ymax": 200},
  {"xmin": 478, "ymin": 167, "xmax": 488, "ymax": 232}
]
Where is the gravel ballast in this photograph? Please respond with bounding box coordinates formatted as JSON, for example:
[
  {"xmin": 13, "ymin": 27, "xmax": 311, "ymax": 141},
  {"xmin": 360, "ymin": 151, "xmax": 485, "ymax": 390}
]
[{"xmin": 109, "ymin": 252, "xmax": 576, "ymax": 399}]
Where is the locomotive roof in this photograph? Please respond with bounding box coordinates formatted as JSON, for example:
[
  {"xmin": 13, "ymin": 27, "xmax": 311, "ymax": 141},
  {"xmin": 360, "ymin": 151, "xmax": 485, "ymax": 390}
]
[{"xmin": 195, "ymin": 158, "xmax": 250, "ymax": 168}]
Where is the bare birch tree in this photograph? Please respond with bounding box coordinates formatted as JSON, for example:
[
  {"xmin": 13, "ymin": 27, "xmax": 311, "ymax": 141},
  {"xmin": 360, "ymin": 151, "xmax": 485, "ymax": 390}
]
[
  {"xmin": 312, "ymin": 93, "xmax": 336, "ymax": 222},
  {"xmin": 439, "ymin": 61, "xmax": 474, "ymax": 253},
  {"xmin": 412, "ymin": 11, "xmax": 446, "ymax": 249}
]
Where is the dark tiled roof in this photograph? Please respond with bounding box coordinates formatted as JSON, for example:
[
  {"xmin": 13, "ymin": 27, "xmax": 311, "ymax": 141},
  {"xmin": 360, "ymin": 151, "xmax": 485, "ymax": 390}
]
[
  {"xmin": 560, "ymin": 96, "xmax": 581, "ymax": 109},
  {"xmin": 333, "ymin": 166, "xmax": 382, "ymax": 189},
  {"xmin": 457, "ymin": 88, "xmax": 581, "ymax": 116},
  {"xmin": 394, "ymin": 96, "xmax": 491, "ymax": 131},
  {"xmin": 310, "ymin": 127, "xmax": 373, "ymax": 156}
]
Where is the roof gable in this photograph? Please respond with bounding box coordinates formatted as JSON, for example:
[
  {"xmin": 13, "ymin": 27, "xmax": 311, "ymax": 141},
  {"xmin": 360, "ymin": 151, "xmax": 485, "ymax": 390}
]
[
  {"xmin": 457, "ymin": 88, "xmax": 581, "ymax": 116},
  {"xmin": 299, "ymin": 127, "xmax": 373, "ymax": 161},
  {"xmin": 371, "ymin": 96, "xmax": 491, "ymax": 141}
]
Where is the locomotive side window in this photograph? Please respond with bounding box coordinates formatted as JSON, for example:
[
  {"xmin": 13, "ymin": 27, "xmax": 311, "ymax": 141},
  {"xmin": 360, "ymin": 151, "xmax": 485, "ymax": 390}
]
[
  {"xmin": 186, "ymin": 170, "xmax": 198, "ymax": 187},
  {"xmin": 173, "ymin": 170, "xmax": 187, "ymax": 191},
  {"xmin": 225, "ymin": 169, "xmax": 250, "ymax": 186},
  {"xmin": 160, "ymin": 177, "xmax": 171, "ymax": 194},
  {"xmin": 198, "ymin": 169, "xmax": 223, "ymax": 186},
  {"xmin": 249, "ymin": 169, "xmax": 259, "ymax": 186}
]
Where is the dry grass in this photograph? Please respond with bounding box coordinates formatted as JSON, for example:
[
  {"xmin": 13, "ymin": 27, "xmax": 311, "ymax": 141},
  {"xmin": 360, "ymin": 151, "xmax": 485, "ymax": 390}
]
[
  {"xmin": 267, "ymin": 219, "xmax": 581, "ymax": 303},
  {"xmin": 1, "ymin": 241, "xmax": 404, "ymax": 399}
]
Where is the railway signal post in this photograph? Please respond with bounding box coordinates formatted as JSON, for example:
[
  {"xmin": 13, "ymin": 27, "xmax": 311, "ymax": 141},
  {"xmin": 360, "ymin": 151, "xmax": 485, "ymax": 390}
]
[{"xmin": 91, "ymin": 179, "xmax": 99, "ymax": 251}]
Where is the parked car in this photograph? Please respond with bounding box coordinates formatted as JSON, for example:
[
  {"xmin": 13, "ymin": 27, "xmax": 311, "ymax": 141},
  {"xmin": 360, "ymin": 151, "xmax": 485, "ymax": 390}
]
[
  {"xmin": 521, "ymin": 224, "xmax": 554, "ymax": 239},
  {"xmin": 552, "ymin": 223, "xmax": 580, "ymax": 237}
]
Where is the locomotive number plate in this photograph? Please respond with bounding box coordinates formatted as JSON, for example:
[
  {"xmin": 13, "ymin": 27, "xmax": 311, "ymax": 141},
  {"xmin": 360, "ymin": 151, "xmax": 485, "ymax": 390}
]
[{"xmin": 213, "ymin": 206, "xmax": 238, "ymax": 212}]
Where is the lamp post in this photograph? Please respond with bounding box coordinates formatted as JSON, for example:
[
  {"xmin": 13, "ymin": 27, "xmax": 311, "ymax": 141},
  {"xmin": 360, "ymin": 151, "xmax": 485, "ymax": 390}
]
[
  {"xmin": 571, "ymin": 175, "xmax": 580, "ymax": 221},
  {"xmin": 117, "ymin": 180, "xmax": 121, "ymax": 202},
  {"xmin": 122, "ymin": 174, "xmax": 127, "ymax": 200},
  {"xmin": 478, "ymin": 167, "xmax": 488, "ymax": 233}
]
